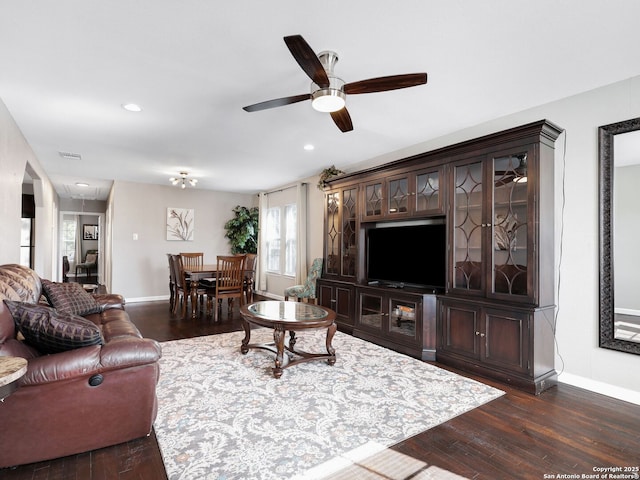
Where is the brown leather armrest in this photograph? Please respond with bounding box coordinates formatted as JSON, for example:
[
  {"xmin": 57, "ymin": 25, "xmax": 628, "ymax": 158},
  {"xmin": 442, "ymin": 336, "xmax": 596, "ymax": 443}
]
[
  {"xmin": 100, "ymin": 337, "xmax": 162, "ymax": 368},
  {"xmin": 20, "ymin": 345, "xmax": 102, "ymax": 386},
  {"xmin": 92, "ymin": 293, "xmax": 126, "ymax": 310},
  {"xmin": 19, "ymin": 338, "xmax": 161, "ymax": 386}
]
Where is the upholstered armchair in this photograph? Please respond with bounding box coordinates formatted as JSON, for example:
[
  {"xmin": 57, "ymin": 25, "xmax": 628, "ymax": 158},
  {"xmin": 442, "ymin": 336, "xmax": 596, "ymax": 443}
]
[
  {"xmin": 76, "ymin": 249, "xmax": 98, "ymax": 282},
  {"xmin": 284, "ymin": 258, "xmax": 323, "ymax": 303}
]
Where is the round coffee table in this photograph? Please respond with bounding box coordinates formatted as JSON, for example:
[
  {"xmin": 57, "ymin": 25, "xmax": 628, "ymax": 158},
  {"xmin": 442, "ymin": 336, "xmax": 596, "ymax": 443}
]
[
  {"xmin": 240, "ymin": 301, "xmax": 337, "ymax": 378},
  {"xmin": 0, "ymin": 356, "xmax": 28, "ymax": 401}
]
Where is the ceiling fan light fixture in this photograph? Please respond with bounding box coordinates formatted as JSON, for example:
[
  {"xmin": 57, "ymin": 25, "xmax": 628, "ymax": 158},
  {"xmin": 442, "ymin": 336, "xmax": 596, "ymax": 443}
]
[{"xmin": 311, "ymin": 88, "xmax": 346, "ymax": 113}]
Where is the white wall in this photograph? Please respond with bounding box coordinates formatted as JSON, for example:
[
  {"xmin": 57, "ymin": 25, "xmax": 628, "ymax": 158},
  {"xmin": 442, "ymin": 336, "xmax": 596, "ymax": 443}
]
[
  {"xmin": 109, "ymin": 180, "xmax": 254, "ymax": 301},
  {"xmin": 0, "ymin": 98, "xmax": 57, "ymax": 279}
]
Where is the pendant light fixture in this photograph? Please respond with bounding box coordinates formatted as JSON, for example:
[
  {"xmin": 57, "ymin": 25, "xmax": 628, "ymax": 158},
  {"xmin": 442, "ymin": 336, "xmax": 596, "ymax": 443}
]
[{"xmin": 169, "ymin": 172, "xmax": 198, "ymax": 189}]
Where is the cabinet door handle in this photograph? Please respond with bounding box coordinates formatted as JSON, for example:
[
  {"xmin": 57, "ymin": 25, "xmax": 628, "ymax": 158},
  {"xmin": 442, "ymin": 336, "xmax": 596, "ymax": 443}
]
[
  {"xmin": 480, "ymin": 333, "xmax": 485, "ymax": 337},
  {"xmin": 330, "ymin": 299, "xmax": 337, "ymax": 303},
  {"xmin": 475, "ymin": 331, "xmax": 480, "ymax": 336},
  {"xmin": 475, "ymin": 331, "xmax": 486, "ymax": 337}
]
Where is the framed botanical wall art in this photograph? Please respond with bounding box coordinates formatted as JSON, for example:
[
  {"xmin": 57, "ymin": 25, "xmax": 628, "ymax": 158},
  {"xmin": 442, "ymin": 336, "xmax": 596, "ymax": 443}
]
[{"xmin": 166, "ymin": 208, "xmax": 194, "ymax": 241}]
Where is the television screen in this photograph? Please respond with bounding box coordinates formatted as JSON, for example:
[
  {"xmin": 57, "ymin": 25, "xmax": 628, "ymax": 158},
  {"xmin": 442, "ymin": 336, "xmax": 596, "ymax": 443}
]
[{"xmin": 366, "ymin": 221, "xmax": 446, "ymax": 289}]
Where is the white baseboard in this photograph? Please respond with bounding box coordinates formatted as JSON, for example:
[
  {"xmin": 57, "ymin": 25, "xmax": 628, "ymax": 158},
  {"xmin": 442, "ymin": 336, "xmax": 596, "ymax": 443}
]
[
  {"xmin": 255, "ymin": 291, "xmax": 283, "ymax": 300},
  {"xmin": 558, "ymin": 372, "xmax": 640, "ymax": 405},
  {"xmin": 126, "ymin": 295, "xmax": 170, "ymax": 303},
  {"xmin": 127, "ymin": 292, "xmax": 283, "ymax": 304}
]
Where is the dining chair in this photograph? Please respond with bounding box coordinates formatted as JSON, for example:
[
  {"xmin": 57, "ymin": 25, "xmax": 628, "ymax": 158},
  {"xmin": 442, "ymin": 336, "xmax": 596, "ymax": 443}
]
[
  {"xmin": 180, "ymin": 252, "xmax": 204, "ymax": 269},
  {"xmin": 170, "ymin": 254, "xmax": 206, "ymax": 317},
  {"xmin": 284, "ymin": 257, "xmax": 323, "ymax": 304},
  {"xmin": 243, "ymin": 253, "xmax": 258, "ymax": 303},
  {"xmin": 62, "ymin": 255, "xmax": 70, "ymax": 283},
  {"xmin": 204, "ymin": 255, "xmax": 246, "ymax": 321},
  {"xmin": 76, "ymin": 250, "xmax": 99, "ymax": 282},
  {"xmin": 167, "ymin": 253, "xmax": 176, "ymax": 312}
]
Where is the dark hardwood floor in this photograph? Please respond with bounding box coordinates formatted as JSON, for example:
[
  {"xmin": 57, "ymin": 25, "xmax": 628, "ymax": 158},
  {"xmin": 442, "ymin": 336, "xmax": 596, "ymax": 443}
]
[{"xmin": 4, "ymin": 299, "xmax": 640, "ymax": 479}]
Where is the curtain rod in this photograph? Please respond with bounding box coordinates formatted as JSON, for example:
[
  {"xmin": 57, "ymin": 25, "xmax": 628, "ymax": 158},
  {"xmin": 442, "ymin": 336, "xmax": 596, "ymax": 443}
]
[{"xmin": 259, "ymin": 182, "xmax": 307, "ymax": 196}]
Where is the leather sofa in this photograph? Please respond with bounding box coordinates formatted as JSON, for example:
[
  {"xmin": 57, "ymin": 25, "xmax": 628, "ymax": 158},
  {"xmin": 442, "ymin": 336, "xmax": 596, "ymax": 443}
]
[{"xmin": 0, "ymin": 264, "xmax": 162, "ymax": 468}]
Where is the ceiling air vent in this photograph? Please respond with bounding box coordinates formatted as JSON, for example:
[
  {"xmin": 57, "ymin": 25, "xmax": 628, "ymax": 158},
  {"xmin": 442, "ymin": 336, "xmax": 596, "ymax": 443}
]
[{"xmin": 58, "ymin": 151, "xmax": 82, "ymax": 160}]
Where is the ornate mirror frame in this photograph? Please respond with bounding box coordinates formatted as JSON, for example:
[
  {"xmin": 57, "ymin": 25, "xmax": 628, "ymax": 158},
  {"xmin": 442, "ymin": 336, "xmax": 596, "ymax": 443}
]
[{"xmin": 599, "ymin": 116, "xmax": 640, "ymax": 355}]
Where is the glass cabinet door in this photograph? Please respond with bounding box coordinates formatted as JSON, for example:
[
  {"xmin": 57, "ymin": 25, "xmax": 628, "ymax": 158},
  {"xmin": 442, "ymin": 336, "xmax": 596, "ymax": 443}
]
[
  {"xmin": 341, "ymin": 187, "xmax": 357, "ymax": 277},
  {"xmin": 491, "ymin": 150, "xmax": 530, "ymax": 298},
  {"xmin": 325, "ymin": 192, "xmax": 340, "ymax": 276},
  {"xmin": 415, "ymin": 168, "xmax": 443, "ymax": 214},
  {"xmin": 364, "ymin": 181, "xmax": 384, "ymax": 219},
  {"xmin": 358, "ymin": 293, "xmax": 383, "ymax": 331},
  {"xmin": 388, "ymin": 298, "xmax": 418, "ymax": 339},
  {"xmin": 452, "ymin": 160, "xmax": 484, "ymax": 293},
  {"xmin": 387, "ymin": 176, "xmax": 410, "ymax": 215}
]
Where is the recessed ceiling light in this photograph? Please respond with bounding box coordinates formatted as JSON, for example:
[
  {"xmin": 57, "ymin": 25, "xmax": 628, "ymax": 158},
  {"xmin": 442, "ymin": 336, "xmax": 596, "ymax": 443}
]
[
  {"xmin": 122, "ymin": 103, "xmax": 142, "ymax": 112},
  {"xmin": 304, "ymin": 144, "xmax": 315, "ymax": 151},
  {"xmin": 75, "ymin": 182, "xmax": 89, "ymax": 187}
]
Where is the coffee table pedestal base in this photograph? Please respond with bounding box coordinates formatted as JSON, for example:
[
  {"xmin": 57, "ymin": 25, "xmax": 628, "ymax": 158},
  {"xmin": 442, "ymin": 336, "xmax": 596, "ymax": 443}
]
[{"xmin": 241, "ymin": 324, "xmax": 337, "ymax": 379}]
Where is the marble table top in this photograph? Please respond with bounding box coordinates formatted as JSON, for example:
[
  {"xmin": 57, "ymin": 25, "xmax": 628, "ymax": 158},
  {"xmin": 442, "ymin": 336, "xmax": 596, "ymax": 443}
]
[{"xmin": 0, "ymin": 356, "xmax": 28, "ymax": 387}]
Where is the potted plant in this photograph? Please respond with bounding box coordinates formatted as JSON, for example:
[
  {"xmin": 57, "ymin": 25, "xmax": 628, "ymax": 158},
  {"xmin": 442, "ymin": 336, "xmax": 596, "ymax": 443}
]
[
  {"xmin": 224, "ymin": 205, "xmax": 259, "ymax": 254},
  {"xmin": 317, "ymin": 165, "xmax": 344, "ymax": 190}
]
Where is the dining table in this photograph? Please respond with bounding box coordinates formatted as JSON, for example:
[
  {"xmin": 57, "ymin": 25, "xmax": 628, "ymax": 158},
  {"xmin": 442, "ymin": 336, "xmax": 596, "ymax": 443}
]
[
  {"xmin": 183, "ymin": 264, "xmax": 218, "ymax": 318},
  {"xmin": 182, "ymin": 264, "xmax": 254, "ymax": 319}
]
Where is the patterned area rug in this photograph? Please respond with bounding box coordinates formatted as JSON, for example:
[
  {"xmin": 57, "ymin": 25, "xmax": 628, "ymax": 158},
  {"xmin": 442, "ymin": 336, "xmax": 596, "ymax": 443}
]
[{"xmin": 155, "ymin": 329, "xmax": 504, "ymax": 480}]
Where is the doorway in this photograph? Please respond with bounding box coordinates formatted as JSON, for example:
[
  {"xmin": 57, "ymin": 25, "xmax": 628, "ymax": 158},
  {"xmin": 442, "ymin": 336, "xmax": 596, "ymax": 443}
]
[{"xmin": 59, "ymin": 211, "xmax": 104, "ymax": 284}]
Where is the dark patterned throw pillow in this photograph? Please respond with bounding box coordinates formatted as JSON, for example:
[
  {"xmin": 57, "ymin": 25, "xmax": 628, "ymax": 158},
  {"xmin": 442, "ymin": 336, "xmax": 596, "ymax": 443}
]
[
  {"xmin": 3, "ymin": 300, "xmax": 104, "ymax": 354},
  {"xmin": 41, "ymin": 280, "xmax": 102, "ymax": 316}
]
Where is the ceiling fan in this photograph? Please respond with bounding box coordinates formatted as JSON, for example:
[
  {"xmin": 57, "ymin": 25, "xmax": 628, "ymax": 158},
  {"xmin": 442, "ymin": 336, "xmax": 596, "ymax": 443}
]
[{"xmin": 242, "ymin": 35, "xmax": 428, "ymax": 132}]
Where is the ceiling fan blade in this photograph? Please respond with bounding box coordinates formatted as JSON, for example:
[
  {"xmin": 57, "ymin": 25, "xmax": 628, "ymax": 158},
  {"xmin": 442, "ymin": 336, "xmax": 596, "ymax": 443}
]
[
  {"xmin": 284, "ymin": 35, "xmax": 330, "ymax": 88},
  {"xmin": 343, "ymin": 73, "xmax": 427, "ymax": 95},
  {"xmin": 330, "ymin": 107, "xmax": 353, "ymax": 133},
  {"xmin": 243, "ymin": 94, "xmax": 311, "ymax": 112}
]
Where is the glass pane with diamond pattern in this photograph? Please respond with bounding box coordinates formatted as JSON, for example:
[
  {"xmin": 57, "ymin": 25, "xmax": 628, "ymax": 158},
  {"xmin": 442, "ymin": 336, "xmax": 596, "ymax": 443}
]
[
  {"xmin": 492, "ymin": 152, "xmax": 528, "ymax": 296},
  {"xmin": 453, "ymin": 161, "xmax": 483, "ymax": 291}
]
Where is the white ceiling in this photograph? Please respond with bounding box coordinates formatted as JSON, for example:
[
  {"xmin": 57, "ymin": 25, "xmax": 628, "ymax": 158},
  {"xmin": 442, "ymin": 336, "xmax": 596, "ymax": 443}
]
[{"xmin": 2, "ymin": 1, "xmax": 639, "ymax": 200}]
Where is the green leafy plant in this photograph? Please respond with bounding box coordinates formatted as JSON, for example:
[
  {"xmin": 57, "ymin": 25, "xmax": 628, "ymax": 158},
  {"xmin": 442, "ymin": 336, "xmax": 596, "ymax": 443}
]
[
  {"xmin": 317, "ymin": 165, "xmax": 344, "ymax": 190},
  {"xmin": 224, "ymin": 205, "xmax": 259, "ymax": 254}
]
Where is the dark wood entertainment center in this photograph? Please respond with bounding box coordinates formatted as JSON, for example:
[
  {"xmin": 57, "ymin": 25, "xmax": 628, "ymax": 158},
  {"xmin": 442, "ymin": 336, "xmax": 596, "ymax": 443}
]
[{"xmin": 318, "ymin": 120, "xmax": 563, "ymax": 394}]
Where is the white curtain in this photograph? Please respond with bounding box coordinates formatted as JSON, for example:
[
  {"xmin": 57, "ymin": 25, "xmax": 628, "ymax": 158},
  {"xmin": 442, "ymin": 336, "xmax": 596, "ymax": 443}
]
[
  {"xmin": 74, "ymin": 215, "xmax": 82, "ymax": 270},
  {"xmin": 295, "ymin": 183, "xmax": 308, "ymax": 284},
  {"xmin": 255, "ymin": 183, "xmax": 308, "ymax": 293},
  {"xmin": 256, "ymin": 192, "xmax": 268, "ymax": 293}
]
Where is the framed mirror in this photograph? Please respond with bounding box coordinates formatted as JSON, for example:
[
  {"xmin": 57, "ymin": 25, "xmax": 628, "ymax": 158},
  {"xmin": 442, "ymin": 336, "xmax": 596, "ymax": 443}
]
[{"xmin": 599, "ymin": 116, "xmax": 640, "ymax": 355}]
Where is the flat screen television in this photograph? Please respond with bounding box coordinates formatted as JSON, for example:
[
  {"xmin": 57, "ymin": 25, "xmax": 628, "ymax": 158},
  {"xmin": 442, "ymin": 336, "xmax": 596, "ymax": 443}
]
[{"xmin": 366, "ymin": 219, "xmax": 447, "ymax": 289}]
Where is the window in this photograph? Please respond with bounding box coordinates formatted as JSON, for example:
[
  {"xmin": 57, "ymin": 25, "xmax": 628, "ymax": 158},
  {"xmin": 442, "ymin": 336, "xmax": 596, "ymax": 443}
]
[
  {"xmin": 62, "ymin": 219, "xmax": 77, "ymax": 263},
  {"xmin": 265, "ymin": 204, "xmax": 296, "ymax": 275},
  {"xmin": 20, "ymin": 218, "xmax": 34, "ymax": 268},
  {"xmin": 284, "ymin": 205, "xmax": 296, "ymax": 276},
  {"xmin": 265, "ymin": 207, "xmax": 281, "ymax": 272}
]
